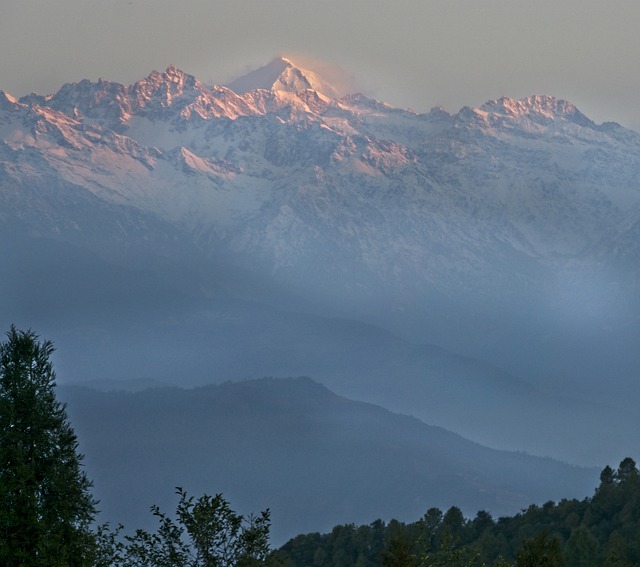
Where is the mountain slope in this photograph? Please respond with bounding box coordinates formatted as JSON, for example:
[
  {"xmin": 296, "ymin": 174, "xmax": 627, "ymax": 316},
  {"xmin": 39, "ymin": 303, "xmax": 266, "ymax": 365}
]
[
  {"xmin": 4, "ymin": 68, "xmax": 639, "ymax": 304},
  {"xmin": 59, "ymin": 378, "xmax": 598, "ymax": 545},
  {"xmin": 5, "ymin": 65, "xmax": 640, "ymax": 281}
]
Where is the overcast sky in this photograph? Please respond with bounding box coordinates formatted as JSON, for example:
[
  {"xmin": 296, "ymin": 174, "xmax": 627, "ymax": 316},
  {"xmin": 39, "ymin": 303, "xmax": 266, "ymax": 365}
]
[{"xmin": 1, "ymin": 0, "xmax": 639, "ymax": 130}]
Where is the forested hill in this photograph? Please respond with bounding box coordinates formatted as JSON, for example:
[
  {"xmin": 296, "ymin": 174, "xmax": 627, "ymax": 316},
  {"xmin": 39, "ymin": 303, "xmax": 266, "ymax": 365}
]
[
  {"xmin": 59, "ymin": 378, "xmax": 597, "ymax": 545},
  {"xmin": 276, "ymin": 458, "xmax": 640, "ymax": 567}
]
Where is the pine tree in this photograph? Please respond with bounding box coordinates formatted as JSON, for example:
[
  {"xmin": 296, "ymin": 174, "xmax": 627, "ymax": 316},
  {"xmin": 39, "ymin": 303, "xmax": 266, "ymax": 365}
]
[{"xmin": 0, "ymin": 326, "xmax": 96, "ymax": 566}]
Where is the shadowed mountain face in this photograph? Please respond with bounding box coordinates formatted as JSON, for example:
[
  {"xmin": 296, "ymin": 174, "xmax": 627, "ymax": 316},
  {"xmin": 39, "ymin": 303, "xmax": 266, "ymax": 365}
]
[
  {"xmin": 2, "ymin": 60, "xmax": 640, "ymax": 471},
  {"xmin": 58, "ymin": 378, "xmax": 598, "ymax": 546}
]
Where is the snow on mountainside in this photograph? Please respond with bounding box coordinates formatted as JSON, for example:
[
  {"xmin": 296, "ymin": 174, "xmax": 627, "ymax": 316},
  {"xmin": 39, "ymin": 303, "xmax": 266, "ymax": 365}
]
[
  {"xmin": 3, "ymin": 59, "xmax": 640, "ymax": 465},
  {"xmin": 2, "ymin": 60, "xmax": 640, "ymax": 333},
  {"xmin": 3, "ymin": 61, "xmax": 640, "ymax": 281}
]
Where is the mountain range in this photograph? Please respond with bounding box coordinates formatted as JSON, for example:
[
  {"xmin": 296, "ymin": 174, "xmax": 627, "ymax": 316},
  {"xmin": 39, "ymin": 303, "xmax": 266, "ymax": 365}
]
[{"xmin": 2, "ymin": 57, "xmax": 640, "ymax": 530}]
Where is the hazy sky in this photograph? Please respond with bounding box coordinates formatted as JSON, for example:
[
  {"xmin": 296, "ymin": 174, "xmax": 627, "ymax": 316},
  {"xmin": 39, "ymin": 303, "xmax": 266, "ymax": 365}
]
[{"xmin": 1, "ymin": 0, "xmax": 639, "ymax": 129}]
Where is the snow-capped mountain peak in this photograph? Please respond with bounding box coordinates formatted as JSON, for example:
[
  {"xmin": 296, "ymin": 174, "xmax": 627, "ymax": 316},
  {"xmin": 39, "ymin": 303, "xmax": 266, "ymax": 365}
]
[
  {"xmin": 130, "ymin": 65, "xmax": 204, "ymax": 109},
  {"xmin": 225, "ymin": 56, "xmax": 343, "ymax": 99},
  {"xmin": 478, "ymin": 95, "xmax": 594, "ymax": 127}
]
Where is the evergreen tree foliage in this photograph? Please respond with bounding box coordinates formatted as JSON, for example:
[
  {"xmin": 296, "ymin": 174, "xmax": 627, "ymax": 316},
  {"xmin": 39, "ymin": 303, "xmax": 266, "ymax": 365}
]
[
  {"xmin": 563, "ymin": 526, "xmax": 599, "ymax": 567},
  {"xmin": 380, "ymin": 525, "xmax": 417, "ymax": 567},
  {"xmin": 515, "ymin": 532, "xmax": 563, "ymax": 567},
  {"xmin": 0, "ymin": 326, "xmax": 96, "ymax": 566}
]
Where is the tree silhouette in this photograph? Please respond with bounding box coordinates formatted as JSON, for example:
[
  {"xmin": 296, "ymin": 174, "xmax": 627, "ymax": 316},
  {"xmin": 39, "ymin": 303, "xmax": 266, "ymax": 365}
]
[
  {"xmin": 119, "ymin": 487, "xmax": 273, "ymax": 567},
  {"xmin": 0, "ymin": 326, "xmax": 96, "ymax": 566}
]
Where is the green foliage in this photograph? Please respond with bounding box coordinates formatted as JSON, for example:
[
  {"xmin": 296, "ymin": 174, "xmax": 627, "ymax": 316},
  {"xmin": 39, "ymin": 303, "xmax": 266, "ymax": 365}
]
[
  {"xmin": 380, "ymin": 534, "xmax": 417, "ymax": 567},
  {"xmin": 515, "ymin": 532, "xmax": 563, "ymax": 567},
  {"xmin": 93, "ymin": 523, "xmax": 128, "ymax": 567},
  {"xmin": 420, "ymin": 533, "xmax": 484, "ymax": 567},
  {"xmin": 563, "ymin": 526, "xmax": 599, "ymax": 567},
  {"xmin": 278, "ymin": 458, "xmax": 640, "ymax": 567},
  {"xmin": 0, "ymin": 326, "xmax": 97, "ymax": 566},
  {"xmin": 98, "ymin": 487, "xmax": 274, "ymax": 567}
]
